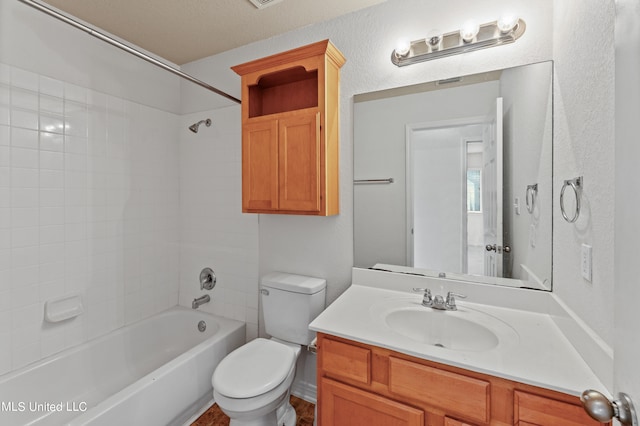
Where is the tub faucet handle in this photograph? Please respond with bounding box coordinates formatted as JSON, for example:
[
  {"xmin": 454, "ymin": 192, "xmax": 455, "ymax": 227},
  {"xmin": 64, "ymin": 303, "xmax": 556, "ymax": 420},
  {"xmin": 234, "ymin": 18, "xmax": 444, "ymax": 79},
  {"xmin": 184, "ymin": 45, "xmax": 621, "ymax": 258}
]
[{"xmin": 200, "ymin": 268, "xmax": 216, "ymax": 291}]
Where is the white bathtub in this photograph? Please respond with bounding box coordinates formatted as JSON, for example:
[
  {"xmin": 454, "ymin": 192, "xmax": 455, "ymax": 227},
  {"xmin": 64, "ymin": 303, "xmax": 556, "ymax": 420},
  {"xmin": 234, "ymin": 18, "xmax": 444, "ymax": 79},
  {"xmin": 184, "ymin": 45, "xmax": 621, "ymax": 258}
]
[{"xmin": 0, "ymin": 307, "xmax": 245, "ymax": 426}]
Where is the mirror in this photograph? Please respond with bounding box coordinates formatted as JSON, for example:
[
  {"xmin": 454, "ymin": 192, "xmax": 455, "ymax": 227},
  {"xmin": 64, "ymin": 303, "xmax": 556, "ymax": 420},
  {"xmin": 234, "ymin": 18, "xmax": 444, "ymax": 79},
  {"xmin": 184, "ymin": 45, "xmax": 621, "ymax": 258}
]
[{"xmin": 354, "ymin": 61, "xmax": 552, "ymax": 290}]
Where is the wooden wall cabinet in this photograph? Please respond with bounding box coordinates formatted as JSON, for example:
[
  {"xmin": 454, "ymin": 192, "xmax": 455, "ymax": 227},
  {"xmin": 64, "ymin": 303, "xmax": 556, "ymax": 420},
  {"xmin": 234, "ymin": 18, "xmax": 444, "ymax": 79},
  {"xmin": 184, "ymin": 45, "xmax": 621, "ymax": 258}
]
[
  {"xmin": 232, "ymin": 40, "xmax": 345, "ymax": 215},
  {"xmin": 317, "ymin": 333, "xmax": 609, "ymax": 426}
]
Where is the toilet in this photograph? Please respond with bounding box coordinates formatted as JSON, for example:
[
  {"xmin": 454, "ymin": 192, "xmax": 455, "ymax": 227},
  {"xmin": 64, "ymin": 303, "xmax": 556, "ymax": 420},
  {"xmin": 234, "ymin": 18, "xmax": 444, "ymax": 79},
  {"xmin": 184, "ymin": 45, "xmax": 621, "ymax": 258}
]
[{"xmin": 212, "ymin": 272, "xmax": 326, "ymax": 426}]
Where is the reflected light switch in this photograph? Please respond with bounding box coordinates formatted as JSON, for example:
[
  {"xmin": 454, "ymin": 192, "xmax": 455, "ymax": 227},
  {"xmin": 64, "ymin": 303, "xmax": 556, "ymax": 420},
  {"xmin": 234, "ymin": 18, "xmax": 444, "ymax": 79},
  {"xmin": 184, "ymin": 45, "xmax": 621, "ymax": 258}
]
[
  {"xmin": 581, "ymin": 244, "xmax": 592, "ymax": 282},
  {"xmin": 529, "ymin": 224, "xmax": 536, "ymax": 247}
]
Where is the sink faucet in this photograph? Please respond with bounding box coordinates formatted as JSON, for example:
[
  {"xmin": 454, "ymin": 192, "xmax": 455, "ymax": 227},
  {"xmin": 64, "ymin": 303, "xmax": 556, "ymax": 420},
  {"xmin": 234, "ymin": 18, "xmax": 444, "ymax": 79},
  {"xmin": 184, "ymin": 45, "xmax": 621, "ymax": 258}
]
[
  {"xmin": 413, "ymin": 288, "xmax": 466, "ymax": 311},
  {"xmin": 192, "ymin": 294, "xmax": 210, "ymax": 309}
]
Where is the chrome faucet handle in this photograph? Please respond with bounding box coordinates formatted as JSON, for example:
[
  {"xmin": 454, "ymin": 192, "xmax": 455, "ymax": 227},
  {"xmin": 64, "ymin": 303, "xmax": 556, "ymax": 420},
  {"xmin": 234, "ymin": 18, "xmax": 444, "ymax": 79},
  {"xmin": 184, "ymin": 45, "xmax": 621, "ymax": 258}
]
[
  {"xmin": 412, "ymin": 288, "xmax": 433, "ymax": 307},
  {"xmin": 445, "ymin": 292, "xmax": 466, "ymax": 310},
  {"xmin": 432, "ymin": 294, "xmax": 446, "ymax": 309},
  {"xmin": 199, "ymin": 267, "xmax": 216, "ymax": 291}
]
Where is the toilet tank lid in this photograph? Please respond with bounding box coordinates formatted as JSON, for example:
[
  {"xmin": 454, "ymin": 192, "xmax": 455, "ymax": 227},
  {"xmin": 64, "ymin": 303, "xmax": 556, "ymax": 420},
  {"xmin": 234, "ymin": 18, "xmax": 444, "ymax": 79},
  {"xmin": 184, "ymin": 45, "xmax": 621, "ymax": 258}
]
[{"xmin": 261, "ymin": 272, "xmax": 326, "ymax": 294}]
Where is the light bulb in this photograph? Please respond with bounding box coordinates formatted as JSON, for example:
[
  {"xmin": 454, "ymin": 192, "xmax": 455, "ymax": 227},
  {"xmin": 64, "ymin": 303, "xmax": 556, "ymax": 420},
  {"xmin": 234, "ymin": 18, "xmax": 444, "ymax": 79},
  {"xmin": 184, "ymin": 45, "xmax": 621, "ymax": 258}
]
[
  {"xmin": 460, "ymin": 20, "xmax": 480, "ymax": 43},
  {"xmin": 497, "ymin": 13, "xmax": 519, "ymax": 33},
  {"xmin": 394, "ymin": 38, "xmax": 411, "ymax": 57},
  {"xmin": 426, "ymin": 30, "xmax": 443, "ymax": 51}
]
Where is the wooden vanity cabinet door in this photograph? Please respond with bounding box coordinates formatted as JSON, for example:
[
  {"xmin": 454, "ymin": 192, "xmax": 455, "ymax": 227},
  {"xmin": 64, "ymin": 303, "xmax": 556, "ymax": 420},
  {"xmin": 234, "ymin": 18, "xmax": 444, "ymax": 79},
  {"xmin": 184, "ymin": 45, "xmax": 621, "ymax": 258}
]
[{"xmin": 320, "ymin": 378, "xmax": 424, "ymax": 426}]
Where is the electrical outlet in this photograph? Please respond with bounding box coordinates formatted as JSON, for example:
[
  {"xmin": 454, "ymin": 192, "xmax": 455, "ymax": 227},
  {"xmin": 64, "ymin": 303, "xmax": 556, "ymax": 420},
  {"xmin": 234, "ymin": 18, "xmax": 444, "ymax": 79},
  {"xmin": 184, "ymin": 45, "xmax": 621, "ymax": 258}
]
[{"xmin": 581, "ymin": 244, "xmax": 592, "ymax": 282}]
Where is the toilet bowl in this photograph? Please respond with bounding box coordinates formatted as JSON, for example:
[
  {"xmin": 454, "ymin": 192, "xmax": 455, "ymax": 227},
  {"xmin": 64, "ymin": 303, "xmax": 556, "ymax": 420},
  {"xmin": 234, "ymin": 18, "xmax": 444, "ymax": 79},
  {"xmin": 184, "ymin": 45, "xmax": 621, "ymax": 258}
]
[
  {"xmin": 213, "ymin": 338, "xmax": 300, "ymax": 426},
  {"xmin": 211, "ymin": 272, "xmax": 326, "ymax": 426}
]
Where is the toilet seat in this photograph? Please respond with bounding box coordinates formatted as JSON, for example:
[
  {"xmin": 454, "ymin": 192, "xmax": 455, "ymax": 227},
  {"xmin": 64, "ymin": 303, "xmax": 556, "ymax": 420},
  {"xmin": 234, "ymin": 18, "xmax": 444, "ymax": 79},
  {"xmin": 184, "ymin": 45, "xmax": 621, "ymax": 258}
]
[
  {"xmin": 213, "ymin": 362, "xmax": 296, "ymax": 418},
  {"xmin": 213, "ymin": 338, "xmax": 296, "ymax": 399}
]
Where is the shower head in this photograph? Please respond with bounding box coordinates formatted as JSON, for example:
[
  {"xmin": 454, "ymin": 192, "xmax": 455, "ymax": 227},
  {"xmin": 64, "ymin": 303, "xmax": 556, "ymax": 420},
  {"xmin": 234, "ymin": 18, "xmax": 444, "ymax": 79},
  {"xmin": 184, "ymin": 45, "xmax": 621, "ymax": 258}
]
[{"xmin": 189, "ymin": 118, "xmax": 212, "ymax": 133}]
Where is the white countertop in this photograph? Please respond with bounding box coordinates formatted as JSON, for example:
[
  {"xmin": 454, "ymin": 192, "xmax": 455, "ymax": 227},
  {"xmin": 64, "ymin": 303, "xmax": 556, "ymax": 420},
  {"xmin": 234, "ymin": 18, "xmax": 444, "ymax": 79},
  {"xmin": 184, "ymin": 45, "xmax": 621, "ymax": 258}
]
[{"xmin": 310, "ymin": 283, "xmax": 607, "ymax": 397}]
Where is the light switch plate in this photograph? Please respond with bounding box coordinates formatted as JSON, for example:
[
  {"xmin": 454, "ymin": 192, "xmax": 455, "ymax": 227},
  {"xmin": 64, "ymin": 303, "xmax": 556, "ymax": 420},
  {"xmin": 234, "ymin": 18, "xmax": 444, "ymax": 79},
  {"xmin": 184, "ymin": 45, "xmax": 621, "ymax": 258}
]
[{"xmin": 581, "ymin": 244, "xmax": 592, "ymax": 282}]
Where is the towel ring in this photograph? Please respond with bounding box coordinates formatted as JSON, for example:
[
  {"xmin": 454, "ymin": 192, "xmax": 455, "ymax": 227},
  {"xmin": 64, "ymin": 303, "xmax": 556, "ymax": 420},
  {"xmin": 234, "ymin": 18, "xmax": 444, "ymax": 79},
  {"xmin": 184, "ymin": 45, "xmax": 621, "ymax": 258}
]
[
  {"xmin": 560, "ymin": 176, "xmax": 582, "ymax": 223},
  {"xmin": 526, "ymin": 183, "xmax": 538, "ymax": 214}
]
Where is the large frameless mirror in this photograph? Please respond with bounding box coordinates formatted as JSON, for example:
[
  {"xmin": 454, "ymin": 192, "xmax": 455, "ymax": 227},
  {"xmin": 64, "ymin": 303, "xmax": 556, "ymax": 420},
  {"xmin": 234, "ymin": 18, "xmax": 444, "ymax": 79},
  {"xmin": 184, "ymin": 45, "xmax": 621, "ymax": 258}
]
[{"xmin": 354, "ymin": 61, "xmax": 553, "ymax": 290}]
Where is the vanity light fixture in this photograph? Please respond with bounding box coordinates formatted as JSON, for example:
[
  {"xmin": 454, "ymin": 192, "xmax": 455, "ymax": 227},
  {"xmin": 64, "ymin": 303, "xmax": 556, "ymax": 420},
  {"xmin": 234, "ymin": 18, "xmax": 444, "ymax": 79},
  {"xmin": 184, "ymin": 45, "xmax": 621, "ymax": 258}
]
[{"xmin": 391, "ymin": 17, "xmax": 526, "ymax": 67}]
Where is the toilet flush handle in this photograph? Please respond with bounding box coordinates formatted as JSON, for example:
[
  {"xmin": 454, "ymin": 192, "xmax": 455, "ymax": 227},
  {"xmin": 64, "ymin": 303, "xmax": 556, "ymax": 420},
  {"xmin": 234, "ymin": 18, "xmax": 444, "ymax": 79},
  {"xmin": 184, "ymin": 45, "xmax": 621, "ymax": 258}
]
[{"xmin": 260, "ymin": 288, "xmax": 269, "ymax": 296}]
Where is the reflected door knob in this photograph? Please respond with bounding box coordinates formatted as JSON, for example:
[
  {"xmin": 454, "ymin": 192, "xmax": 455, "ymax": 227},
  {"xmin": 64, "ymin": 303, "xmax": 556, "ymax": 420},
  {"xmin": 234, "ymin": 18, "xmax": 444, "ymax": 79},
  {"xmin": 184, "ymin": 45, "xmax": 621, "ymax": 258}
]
[
  {"xmin": 486, "ymin": 244, "xmax": 511, "ymax": 253},
  {"xmin": 581, "ymin": 389, "xmax": 638, "ymax": 426}
]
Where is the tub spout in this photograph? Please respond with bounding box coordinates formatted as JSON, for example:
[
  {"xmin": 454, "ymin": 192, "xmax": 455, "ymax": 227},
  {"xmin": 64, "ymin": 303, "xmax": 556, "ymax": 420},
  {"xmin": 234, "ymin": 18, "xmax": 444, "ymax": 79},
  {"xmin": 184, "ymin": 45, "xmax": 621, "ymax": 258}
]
[{"xmin": 192, "ymin": 295, "xmax": 210, "ymax": 309}]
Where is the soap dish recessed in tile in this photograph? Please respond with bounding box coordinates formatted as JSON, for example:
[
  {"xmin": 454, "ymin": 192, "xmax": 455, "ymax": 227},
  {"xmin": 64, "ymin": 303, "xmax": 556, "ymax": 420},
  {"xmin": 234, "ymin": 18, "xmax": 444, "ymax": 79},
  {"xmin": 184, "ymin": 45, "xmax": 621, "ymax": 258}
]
[{"xmin": 44, "ymin": 294, "xmax": 84, "ymax": 323}]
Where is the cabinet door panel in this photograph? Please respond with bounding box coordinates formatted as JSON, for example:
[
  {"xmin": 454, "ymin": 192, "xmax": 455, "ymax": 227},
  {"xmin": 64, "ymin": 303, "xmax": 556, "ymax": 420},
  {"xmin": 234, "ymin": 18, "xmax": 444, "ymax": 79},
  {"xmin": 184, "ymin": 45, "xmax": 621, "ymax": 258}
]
[
  {"xmin": 243, "ymin": 121, "xmax": 279, "ymax": 211},
  {"xmin": 514, "ymin": 391, "xmax": 608, "ymax": 426},
  {"xmin": 321, "ymin": 338, "xmax": 371, "ymax": 385},
  {"xmin": 389, "ymin": 356, "xmax": 490, "ymax": 424},
  {"xmin": 278, "ymin": 112, "xmax": 320, "ymax": 212},
  {"xmin": 320, "ymin": 378, "xmax": 424, "ymax": 426}
]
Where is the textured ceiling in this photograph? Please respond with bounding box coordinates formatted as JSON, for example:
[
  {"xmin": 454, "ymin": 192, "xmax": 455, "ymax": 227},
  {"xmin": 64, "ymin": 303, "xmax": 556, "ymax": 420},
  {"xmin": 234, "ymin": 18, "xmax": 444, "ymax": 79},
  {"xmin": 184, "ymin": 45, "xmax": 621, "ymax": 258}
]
[{"xmin": 42, "ymin": 0, "xmax": 386, "ymax": 65}]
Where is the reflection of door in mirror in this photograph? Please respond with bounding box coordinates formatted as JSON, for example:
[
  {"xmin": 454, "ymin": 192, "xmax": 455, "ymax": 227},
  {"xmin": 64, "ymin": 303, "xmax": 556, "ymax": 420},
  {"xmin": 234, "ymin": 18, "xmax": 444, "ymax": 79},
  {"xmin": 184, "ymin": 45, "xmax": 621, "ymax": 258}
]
[
  {"xmin": 407, "ymin": 121, "xmax": 488, "ymax": 276},
  {"xmin": 407, "ymin": 98, "xmax": 510, "ymax": 278},
  {"xmin": 483, "ymin": 98, "xmax": 504, "ymax": 278}
]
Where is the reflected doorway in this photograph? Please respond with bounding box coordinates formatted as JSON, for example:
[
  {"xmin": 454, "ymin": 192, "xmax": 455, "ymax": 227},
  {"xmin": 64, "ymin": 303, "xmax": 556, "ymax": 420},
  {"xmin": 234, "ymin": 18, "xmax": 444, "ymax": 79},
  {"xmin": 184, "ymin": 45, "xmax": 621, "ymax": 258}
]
[{"xmin": 406, "ymin": 120, "xmax": 492, "ymax": 276}]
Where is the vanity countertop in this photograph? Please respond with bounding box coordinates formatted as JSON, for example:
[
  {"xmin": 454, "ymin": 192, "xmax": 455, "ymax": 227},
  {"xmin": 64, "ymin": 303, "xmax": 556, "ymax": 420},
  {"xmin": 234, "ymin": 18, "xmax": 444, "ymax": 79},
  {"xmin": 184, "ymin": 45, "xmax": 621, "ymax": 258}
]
[{"xmin": 309, "ymin": 283, "xmax": 607, "ymax": 397}]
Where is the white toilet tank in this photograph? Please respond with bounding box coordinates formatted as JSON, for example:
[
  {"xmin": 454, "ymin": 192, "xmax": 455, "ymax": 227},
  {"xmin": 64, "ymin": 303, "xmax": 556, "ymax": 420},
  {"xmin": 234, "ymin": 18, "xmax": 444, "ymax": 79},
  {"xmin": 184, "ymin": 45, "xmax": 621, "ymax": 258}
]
[{"xmin": 261, "ymin": 272, "xmax": 326, "ymax": 345}]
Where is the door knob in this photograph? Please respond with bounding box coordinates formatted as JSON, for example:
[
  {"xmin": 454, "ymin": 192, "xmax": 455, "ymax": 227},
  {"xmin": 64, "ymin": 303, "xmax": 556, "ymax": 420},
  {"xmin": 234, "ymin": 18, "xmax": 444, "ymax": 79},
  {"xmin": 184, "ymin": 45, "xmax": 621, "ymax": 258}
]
[
  {"xmin": 581, "ymin": 389, "xmax": 638, "ymax": 426},
  {"xmin": 485, "ymin": 244, "xmax": 496, "ymax": 252}
]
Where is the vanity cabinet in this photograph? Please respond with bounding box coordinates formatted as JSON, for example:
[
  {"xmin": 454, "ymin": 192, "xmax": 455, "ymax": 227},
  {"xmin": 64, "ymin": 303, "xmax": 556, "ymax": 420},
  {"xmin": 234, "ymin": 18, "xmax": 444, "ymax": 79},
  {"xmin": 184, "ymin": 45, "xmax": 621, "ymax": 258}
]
[
  {"xmin": 231, "ymin": 40, "xmax": 345, "ymax": 216},
  {"xmin": 316, "ymin": 333, "xmax": 608, "ymax": 426}
]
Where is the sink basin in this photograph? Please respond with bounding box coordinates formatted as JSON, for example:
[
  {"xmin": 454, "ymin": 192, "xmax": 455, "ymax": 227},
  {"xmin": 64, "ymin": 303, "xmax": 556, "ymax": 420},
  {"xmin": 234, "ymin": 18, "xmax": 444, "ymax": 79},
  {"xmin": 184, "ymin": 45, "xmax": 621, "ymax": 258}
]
[{"xmin": 371, "ymin": 299, "xmax": 519, "ymax": 352}]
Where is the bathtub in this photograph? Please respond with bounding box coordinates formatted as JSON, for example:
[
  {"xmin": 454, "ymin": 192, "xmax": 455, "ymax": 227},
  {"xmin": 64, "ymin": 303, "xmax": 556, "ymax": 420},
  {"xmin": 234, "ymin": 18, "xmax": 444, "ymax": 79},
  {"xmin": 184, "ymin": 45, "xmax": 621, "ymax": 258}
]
[{"xmin": 0, "ymin": 307, "xmax": 245, "ymax": 426}]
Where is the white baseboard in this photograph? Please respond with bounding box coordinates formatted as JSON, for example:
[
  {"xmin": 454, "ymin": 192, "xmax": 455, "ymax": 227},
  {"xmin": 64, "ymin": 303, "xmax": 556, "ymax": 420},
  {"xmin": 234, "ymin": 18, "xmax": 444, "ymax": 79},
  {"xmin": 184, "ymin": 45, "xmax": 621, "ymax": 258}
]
[
  {"xmin": 291, "ymin": 380, "xmax": 317, "ymax": 404},
  {"xmin": 180, "ymin": 396, "xmax": 214, "ymax": 426}
]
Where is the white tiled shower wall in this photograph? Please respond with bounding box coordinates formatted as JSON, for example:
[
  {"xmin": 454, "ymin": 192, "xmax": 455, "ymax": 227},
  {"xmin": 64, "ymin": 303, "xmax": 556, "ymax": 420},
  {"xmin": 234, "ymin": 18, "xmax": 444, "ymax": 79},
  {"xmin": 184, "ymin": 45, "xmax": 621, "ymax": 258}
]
[
  {"xmin": 0, "ymin": 62, "xmax": 181, "ymax": 375},
  {"xmin": 178, "ymin": 107, "xmax": 259, "ymax": 342}
]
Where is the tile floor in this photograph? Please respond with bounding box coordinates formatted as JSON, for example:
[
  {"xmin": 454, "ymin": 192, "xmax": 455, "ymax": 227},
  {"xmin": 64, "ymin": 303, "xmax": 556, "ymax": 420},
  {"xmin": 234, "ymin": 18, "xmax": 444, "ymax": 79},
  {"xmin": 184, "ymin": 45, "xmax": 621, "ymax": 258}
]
[{"xmin": 191, "ymin": 395, "xmax": 315, "ymax": 426}]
